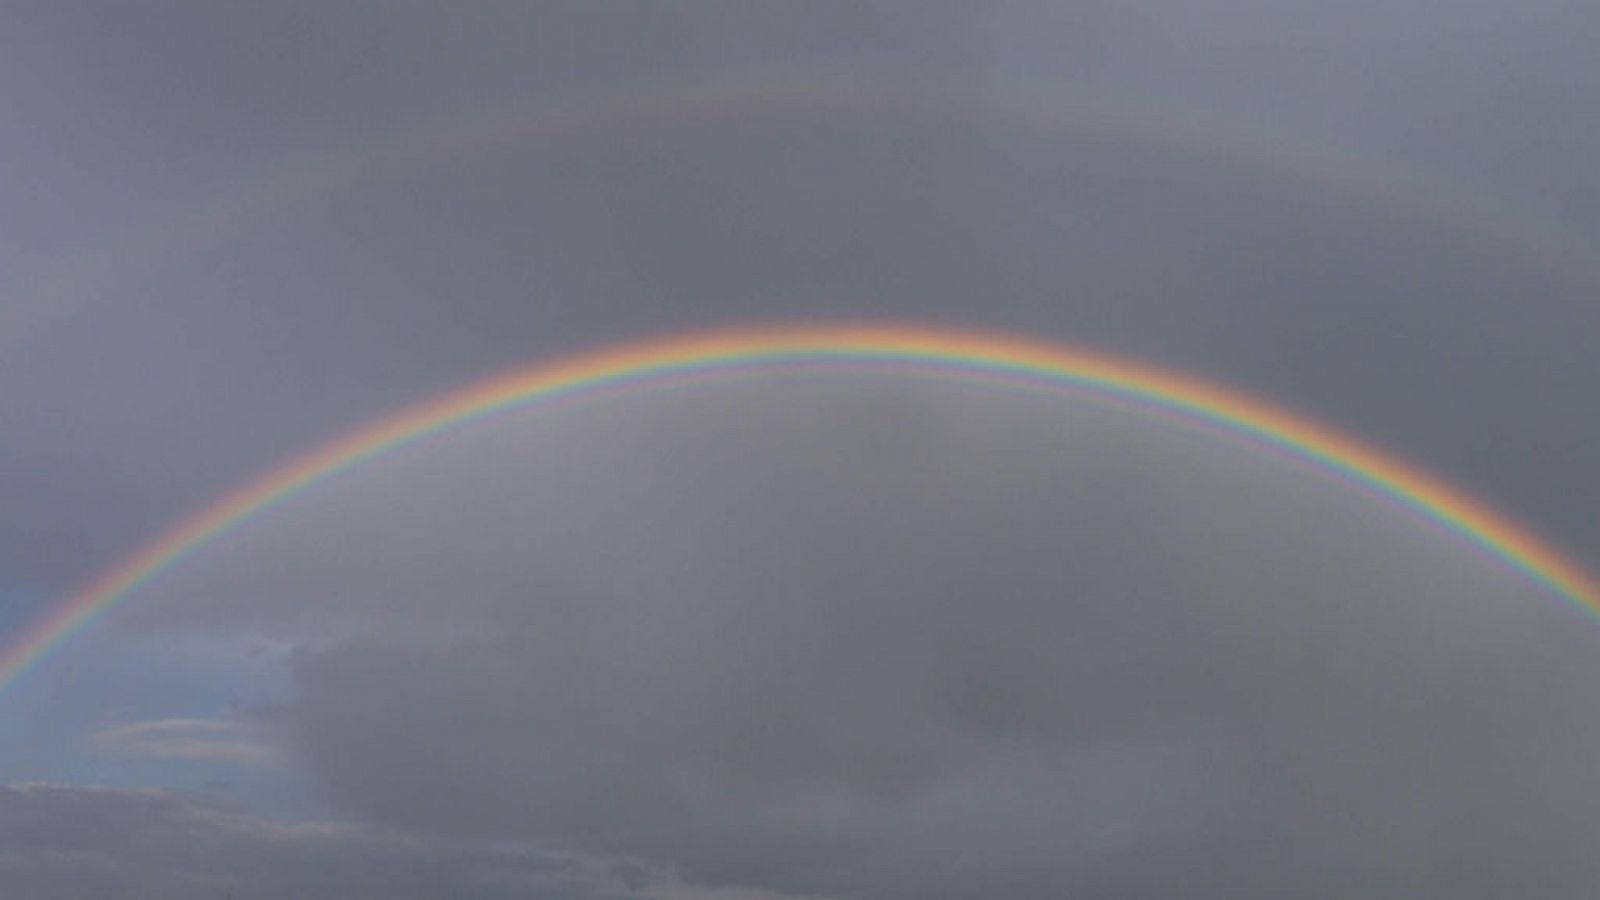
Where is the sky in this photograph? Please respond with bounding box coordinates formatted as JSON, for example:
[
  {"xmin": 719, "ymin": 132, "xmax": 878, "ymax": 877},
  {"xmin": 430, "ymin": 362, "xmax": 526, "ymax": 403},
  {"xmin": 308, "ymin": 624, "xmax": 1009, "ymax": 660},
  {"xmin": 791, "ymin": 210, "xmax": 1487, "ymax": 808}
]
[{"xmin": 3, "ymin": 2, "xmax": 1600, "ymax": 897}]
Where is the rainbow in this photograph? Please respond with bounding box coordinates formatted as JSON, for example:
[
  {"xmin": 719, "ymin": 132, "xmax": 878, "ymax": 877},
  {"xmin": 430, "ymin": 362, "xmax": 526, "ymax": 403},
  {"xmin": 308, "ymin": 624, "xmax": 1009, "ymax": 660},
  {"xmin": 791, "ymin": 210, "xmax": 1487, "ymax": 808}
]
[
  {"xmin": 8, "ymin": 77, "xmax": 1600, "ymax": 343},
  {"xmin": 3, "ymin": 323, "xmax": 1598, "ymax": 698}
]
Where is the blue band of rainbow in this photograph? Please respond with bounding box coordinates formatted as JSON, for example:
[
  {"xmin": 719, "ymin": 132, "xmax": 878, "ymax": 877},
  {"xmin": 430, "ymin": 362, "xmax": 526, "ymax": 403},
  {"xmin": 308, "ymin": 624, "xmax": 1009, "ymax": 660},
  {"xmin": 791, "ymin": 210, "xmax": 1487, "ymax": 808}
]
[{"xmin": 4, "ymin": 324, "xmax": 1596, "ymax": 698}]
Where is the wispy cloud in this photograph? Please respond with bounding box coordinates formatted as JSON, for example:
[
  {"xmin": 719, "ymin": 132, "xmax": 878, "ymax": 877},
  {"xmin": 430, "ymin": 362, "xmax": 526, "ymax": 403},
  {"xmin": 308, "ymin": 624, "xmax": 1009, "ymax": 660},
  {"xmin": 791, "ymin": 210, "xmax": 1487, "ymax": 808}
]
[{"xmin": 91, "ymin": 718, "xmax": 279, "ymax": 767}]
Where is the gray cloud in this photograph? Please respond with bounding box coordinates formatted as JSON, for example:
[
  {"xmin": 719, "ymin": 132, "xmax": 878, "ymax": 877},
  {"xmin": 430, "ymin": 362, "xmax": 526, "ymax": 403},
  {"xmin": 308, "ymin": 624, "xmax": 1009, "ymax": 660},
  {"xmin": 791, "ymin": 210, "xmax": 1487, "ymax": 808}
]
[{"xmin": 116, "ymin": 378, "xmax": 1600, "ymax": 897}]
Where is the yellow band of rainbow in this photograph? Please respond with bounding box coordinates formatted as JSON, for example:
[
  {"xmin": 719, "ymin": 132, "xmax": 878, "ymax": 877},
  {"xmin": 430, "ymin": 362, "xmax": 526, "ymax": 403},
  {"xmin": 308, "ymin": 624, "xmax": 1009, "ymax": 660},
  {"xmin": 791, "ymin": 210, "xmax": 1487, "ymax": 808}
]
[{"xmin": 4, "ymin": 324, "xmax": 1596, "ymax": 697}]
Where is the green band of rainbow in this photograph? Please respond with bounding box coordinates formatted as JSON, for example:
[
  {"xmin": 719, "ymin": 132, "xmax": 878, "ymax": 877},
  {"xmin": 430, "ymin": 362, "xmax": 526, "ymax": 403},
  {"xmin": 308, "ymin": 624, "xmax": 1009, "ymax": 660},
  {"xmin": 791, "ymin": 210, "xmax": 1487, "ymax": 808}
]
[{"xmin": 4, "ymin": 324, "xmax": 1597, "ymax": 697}]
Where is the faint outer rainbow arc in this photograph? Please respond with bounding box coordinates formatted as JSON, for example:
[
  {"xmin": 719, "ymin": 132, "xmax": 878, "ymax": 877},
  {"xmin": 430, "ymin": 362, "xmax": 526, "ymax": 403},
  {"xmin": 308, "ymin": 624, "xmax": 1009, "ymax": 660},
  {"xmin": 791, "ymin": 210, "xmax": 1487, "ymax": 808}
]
[
  {"xmin": 8, "ymin": 76, "xmax": 1600, "ymax": 342},
  {"xmin": 3, "ymin": 323, "xmax": 1599, "ymax": 697}
]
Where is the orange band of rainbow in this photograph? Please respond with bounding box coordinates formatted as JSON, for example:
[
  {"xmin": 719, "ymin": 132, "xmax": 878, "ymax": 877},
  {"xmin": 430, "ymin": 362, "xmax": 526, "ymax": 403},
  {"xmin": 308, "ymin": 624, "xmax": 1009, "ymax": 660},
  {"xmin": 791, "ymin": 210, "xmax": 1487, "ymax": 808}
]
[{"xmin": 4, "ymin": 324, "xmax": 1596, "ymax": 697}]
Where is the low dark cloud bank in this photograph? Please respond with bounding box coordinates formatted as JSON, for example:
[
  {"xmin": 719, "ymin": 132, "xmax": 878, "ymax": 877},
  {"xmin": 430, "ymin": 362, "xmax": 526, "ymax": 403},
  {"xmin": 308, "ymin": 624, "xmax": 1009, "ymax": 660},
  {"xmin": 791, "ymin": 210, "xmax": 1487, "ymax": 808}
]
[{"xmin": 0, "ymin": 783, "xmax": 616, "ymax": 900}]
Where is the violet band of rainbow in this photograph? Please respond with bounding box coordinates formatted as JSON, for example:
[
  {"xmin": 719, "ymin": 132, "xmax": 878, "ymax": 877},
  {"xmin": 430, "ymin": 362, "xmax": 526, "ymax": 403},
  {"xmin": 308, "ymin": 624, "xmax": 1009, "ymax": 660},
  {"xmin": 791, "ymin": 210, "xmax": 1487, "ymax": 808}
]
[{"xmin": 4, "ymin": 323, "xmax": 1597, "ymax": 696}]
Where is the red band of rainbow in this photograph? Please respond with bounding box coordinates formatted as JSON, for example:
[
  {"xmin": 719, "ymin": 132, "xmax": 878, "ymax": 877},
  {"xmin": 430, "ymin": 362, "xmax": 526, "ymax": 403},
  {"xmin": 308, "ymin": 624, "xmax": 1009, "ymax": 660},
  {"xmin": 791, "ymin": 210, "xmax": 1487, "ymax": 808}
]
[{"xmin": 4, "ymin": 324, "xmax": 1596, "ymax": 697}]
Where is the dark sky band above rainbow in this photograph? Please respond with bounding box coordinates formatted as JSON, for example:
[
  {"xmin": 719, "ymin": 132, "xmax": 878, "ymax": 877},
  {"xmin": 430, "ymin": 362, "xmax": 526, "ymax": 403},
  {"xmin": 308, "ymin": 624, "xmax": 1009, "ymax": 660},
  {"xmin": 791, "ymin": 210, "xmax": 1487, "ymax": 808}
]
[
  {"xmin": 3, "ymin": 324, "xmax": 1597, "ymax": 698},
  {"xmin": 8, "ymin": 77, "xmax": 1600, "ymax": 344}
]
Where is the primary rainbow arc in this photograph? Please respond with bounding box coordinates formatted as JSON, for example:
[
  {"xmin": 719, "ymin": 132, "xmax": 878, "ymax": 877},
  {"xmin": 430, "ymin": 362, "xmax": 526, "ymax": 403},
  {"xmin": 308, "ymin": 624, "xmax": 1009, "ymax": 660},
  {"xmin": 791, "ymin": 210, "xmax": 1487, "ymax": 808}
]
[{"xmin": 3, "ymin": 324, "xmax": 1597, "ymax": 696}]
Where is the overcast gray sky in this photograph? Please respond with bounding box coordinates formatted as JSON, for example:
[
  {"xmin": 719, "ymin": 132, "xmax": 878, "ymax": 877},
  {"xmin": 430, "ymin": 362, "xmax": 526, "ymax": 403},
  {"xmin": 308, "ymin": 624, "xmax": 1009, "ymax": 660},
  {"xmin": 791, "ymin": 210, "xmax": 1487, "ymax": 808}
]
[{"xmin": 4, "ymin": 3, "xmax": 1600, "ymax": 897}]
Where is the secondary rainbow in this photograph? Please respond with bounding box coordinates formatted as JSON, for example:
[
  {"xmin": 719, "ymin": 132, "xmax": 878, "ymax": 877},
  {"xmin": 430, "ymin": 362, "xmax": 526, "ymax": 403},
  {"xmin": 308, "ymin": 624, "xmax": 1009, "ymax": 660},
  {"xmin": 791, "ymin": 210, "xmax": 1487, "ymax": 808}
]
[
  {"xmin": 4, "ymin": 324, "xmax": 1598, "ymax": 696},
  {"xmin": 10, "ymin": 77, "xmax": 1600, "ymax": 343}
]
